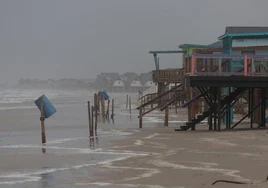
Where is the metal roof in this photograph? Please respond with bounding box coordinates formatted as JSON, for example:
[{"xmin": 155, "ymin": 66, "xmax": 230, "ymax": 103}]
[{"xmin": 219, "ymin": 26, "xmax": 268, "ymax": 39}]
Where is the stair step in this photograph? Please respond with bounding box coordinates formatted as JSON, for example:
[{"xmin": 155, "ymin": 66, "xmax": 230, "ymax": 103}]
[
  {"xmin": 180, "ymin": 125, "xmax": 191, "ymax": 131},
  {"xmin": 203, "ymin": 111, "xmax": 210, "ymax": 116},
  {"xmin": 186, "ymin": 122, "xmax": 194, "ymax": 126},
  {"xmin": 197, "ymin": 114, "xmax": 203, "ymax": 119},
  {"xmin": 175, "ymin": 128, "xmax": 186, "ymax": 131}
]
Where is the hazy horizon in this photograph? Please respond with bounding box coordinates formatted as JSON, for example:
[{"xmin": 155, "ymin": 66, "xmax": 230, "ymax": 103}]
[{"xmin": 1, "ymin": 0, "xmax": 268, "ymax": 85}]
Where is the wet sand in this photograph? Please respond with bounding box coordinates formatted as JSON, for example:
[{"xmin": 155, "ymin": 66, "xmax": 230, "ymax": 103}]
[
  {"xmin": 1, "ymin": 90, "xmax": 268, "ymax": 188},
  {"xmin": 74, "ymin": 126, "xmax": 268, "ymax": 188}
]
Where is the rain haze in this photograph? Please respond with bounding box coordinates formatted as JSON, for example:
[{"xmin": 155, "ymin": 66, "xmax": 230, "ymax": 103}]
[
  {"xmin": 1, "ymin": 1, "xmax": 268, "ymax": 188},
  {"xmin": 1, "ymin": 0, "xmax": 268, "ymax": 85}
]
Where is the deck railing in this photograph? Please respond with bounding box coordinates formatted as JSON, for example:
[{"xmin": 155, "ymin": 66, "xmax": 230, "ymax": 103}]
[
  {"xmin": 184, "ymin": 54, "xmax": 268, "ymax": 76},
  {"xmin": 152, "ymin": 69, "xmax": 184, "ymax": 83}
]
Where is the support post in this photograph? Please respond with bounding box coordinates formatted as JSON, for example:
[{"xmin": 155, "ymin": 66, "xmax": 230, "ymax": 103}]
[
  {"xmin": 213, "ymin": 88, "xmax": 217, "ymax": 131},
  {"xmin": 91, "ymin": 106, "xmax": 94, "ymax": 132},
  {"xmin": 88, "ymin": 101, "xmax": 93, "ymax": 137},
  {"xmin": 209, "ymin": 109, "xmax": 213, "ymax": 130},
  {"xmin": 217, "ymin": 87, "xmax": 221, "ymax": 131},
  {"xmin": 251, "ymin": 57, "xmax": 254, "ymax": 75},
  {"xmin": 126, "ymin": 95, "xmax": 129, "ymax": 109},
  {"xmin": 250, "ymin": 88, "xmax": 254, "ymax": 128},
  {"xmin": 244, "ymin": 55, "xmax": 248, "ymax": 76},
  {"xmin": 97, "ymin": 93, "xmax": 100, "ymax": 115},
  {"xmin": 261, "ymin": 88, "xmax": 266, "ymax": 127},
  {"xmin": 191, "ymin": 55, "xmax": 195, "ymax": 75},
  {"xmin": 218, "ymin": 58, "xmax": 222, "ymax": 74},
  {"xmin": 129, "ymin": 96, "xmax": 131, "ymax": 114},
  {"xmin": 106, "ymin": 99, "xmax": 110, "ymax": 119},
  {"xmin": 40, "ymin": 98, "xmax": 46, "ymax": 144},
  {"xmin": 94, "ymin": 93, "xmax": 98, "ymax": 132},
  {"xmin": 101, "ymin": 97, "xmax": 105, "ymax": 118},
  {"xmin": 164, "ymin": 107, "xmax": 169, "ymax": 127},
  {"xmin": 151, "ymin": 94, "xmax": 153, "ymax": 109},
  {"xmin": 111, "ymin": 99, "xmax": 114, "ymax": 119},
  {"xmin": 139, "ymin": 107, "xmax": 142, "ymax": 128},
  {"xmin": 175, "ymin": 83, "xmax": 178, "ymax": 114},
  {"xmin": 153, "ymin": 53, "xmax": 159, "ymax": 70}
]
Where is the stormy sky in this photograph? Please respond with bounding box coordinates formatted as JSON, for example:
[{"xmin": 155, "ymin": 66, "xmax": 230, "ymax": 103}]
[{"xmin": 0, "ymin": 0, "xmax": 267, "ymax": 84}]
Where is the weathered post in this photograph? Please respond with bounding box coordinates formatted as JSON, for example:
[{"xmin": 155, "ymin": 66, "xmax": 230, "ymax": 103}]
[
  {"xmin": 91, "ymin": 106, "xmax": 94, "ymax": 132},
  {"xmin": 129, "ymin": 96, "xmax": 131, "ymax": 114},
  {"xmin": 94, "ymin": 93, "xmax": 98, "ymax": 132},
  {"xmin": 101, "ymin": 96, "xmax": 105, "ymax": 118},
  {"xmin": 106, "ymin": 99, "xmax": 110, "ymax": 119},
  {"xmin": 151, "ymin": 94, "xmax": 153, "ymax": 109},
  {"xmin": 126, "ymin": 95, "xmax": 129, "ymax": 109},
  {"xmin": 97, "ymin": 92, "xmax": 101, "ymax": 115},
  {"xmin": 88, "ymin": 101, "xmax": 93, "ymax": 137},
  {"xmin": 217, "ymin": 87, "xmax": 221, "ymax": 132},
  {"xmin": 164, "ymin": 106, "xmax": 169, "ymax": 127},
  {"xmin": 40, "ymin": 98, "xmax": 46, "ymax": 144},
  {"xmin": 139, "ymin": 107, "xmax": 142, "ymax": 128},
  {"xmin": 111, "ymin": 99, "xmax": 114, "ymax": 119},
  {"xmin": 244, "ymin": 55, "xmax": 248, "ymax": 76}
]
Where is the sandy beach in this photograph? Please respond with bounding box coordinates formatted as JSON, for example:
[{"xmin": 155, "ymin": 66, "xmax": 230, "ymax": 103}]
[
  {"xmin": 0, "ymin": 90, "xmax": 267, "ymax": 188},
  {"xmin": 75, "ymin": 127, "xmax": 268, "ymax": 188}
]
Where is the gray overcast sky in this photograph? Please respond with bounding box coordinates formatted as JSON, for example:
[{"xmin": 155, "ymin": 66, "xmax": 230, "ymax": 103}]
[{"xmin": 0, "ymin": 0, "xmax": 267, "ymax": 84}]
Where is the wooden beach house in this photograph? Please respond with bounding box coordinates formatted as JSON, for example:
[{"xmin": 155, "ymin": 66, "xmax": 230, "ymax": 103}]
[{"xmin": 138, "ymin": 26, "xmax": 268, "ymax": 131}]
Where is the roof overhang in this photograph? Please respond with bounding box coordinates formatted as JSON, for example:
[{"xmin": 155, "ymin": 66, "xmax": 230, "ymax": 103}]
[
  {"xmin": 178, "ymin": 43, "xmax": 219, "ymax": 49},
  {"xmin": 149, "ymin": 50, "xmax": 184, "ymax": 54},
  {"xmin": 218, "ymin": 32, "xmax": 268, "ymax": 40}
]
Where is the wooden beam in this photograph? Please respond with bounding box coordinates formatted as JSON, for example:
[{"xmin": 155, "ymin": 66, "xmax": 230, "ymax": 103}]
[{"xmin": 149, "ymin": 50, "xmax": 184, "ymax": 54}]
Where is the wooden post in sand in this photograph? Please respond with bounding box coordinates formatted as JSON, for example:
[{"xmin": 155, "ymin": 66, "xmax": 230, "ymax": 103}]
[
  {"xmin": 91, "ymin": 106, "xmax": 94, "ymax": 132},
  {"xmin": 129, "ymin": 96, "xmax": 131, "ymax": 114},
  {"xmin": 40, "ymin": 98, "xmax": 46, "ymax": 144},
  {"xmin": 88, "ymin": 101, "xmax": 93, "ymax": 137},
  {"xmin": 111, "ymin": 99, "xmax": 114, "ymax": 119},
  {"xmin": 164, "ymin": 106, "xmax": 169, "ymax": 127},
  {"xmin": 139, "ymin": 107, "xmax": 142, "ymax": 128},
  {"xmin": 151, "ymin": 94, "xmax": 153, "ymax": 109},
  {"xmin": 101, "ymin": 96, "xmax": 105, "ymax": 118},
  {"xmin": 126, "ymin": 95, "xmax": 129, "ymax": 109},
  {"xmin": 97, "ymin": 93, "xmax": 100, "ymax": 116},
  {"xmin": 94, "ymin": 93, "xmax": 98, "ymax": 132},
  {"xmin": 106, "ymin": 99, "xmax": 110, "ymax": 119}
]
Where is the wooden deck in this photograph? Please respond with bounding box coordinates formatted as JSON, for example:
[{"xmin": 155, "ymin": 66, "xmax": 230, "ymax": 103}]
[{"xmin": 152, "ymin": 69, "xmax": 184, "ymax": 83}]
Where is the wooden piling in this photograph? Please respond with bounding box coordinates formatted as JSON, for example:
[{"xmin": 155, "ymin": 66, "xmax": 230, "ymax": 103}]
[
  {"xmin": 101, "ymin": 97, "xmax": 105, "ymax": 117},
  {"xmin": 151, "ymin": 94, "xmax": 153, "ymax": 109},
  {"xmin": 217, "ymin": 87, "xmax": 221, "ymax": 131},
  {"xmin": 94, "ymin": 93, "xmax": 98, "ymax": 132},
  {"xmin": 129, "ymin": 96, "xmax": 131, "ymax": 114},
  {"xmin": 139, "ymin": 107, "xmax": 142, "ymax": 128},
  {"xmin": 111, "ymin": 99, "xmax": 114, "ymax": 119},
  {"xmin": 97, "ymin": 93, "xmax": 100, "ymax": 115},
  {"xmin": 106, "ymin": 99, "xmax": 110, "ymax": 118},
  {"xmin": 91, "ymin": 106, "xmax": 94, "ymax": 132},
  {"xmin": 164, "ymin": 106, "xmax": 169, "ymax": 127},
  {"xmin": 126, "ymin": 95, "xmax": 129, "ymax": 109},
  {"xmin": 40, "ymin": 98, "xmax": 46, "ymax": 144},
  {"xmin": 88, "ymin": 101, "xmax": 93, "ymax": 137}
]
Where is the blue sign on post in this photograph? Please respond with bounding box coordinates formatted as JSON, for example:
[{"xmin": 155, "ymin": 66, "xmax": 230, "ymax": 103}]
[
  {"xmin": 35, "ymin": 95, "xmax": 56, "ymax": 118},
  {"xmin": 100, "ymin": 91, "xmax": 109, "ymax": 100}
]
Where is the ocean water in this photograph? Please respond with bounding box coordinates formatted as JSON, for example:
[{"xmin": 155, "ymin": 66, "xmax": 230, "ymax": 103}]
[{"xmin": 0, "ymin": 89, "xmax": 168, "ymax": 187}]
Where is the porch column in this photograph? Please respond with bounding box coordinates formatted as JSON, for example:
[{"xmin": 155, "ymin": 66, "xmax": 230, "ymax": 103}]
[{"xmin": 244, "ymin": 55, "xmax": 248, "ymax": 76}]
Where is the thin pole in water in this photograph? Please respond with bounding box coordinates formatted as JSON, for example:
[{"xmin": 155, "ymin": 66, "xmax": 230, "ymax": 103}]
[{"xmin": 40, "ymin": 98, "xmax": 46, "ymax": 144}]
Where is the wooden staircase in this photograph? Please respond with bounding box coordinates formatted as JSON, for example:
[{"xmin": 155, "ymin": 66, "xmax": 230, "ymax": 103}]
[
  {"xmin": 137, "ymin": 82, "xmax": 184, "ymax": 116},
  {"xmin": 177, "ymin": 87, "xmax": 247, "ymax": 131}
]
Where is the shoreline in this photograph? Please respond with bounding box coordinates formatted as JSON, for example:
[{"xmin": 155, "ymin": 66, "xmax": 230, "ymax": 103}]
[{"xmin": 72, "ymin": 126, "xmax": 268, "ymax": 188}]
